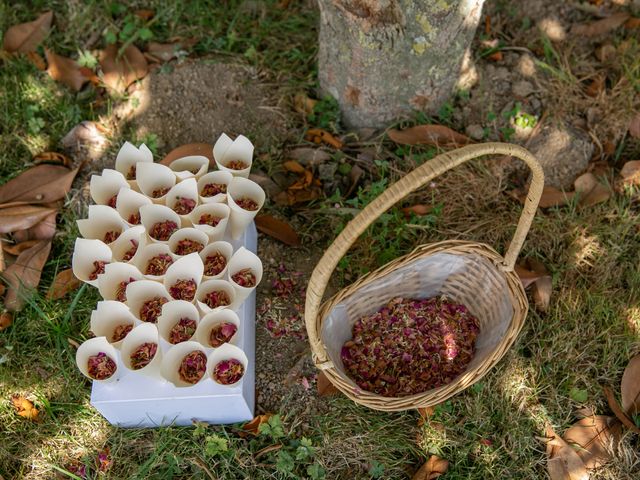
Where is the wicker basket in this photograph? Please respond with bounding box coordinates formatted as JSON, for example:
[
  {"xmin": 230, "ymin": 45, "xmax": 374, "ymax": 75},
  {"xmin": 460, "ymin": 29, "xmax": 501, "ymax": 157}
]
[{"xmin": 305, "ymin": 143, "xmax": 544, "ymax": 411}]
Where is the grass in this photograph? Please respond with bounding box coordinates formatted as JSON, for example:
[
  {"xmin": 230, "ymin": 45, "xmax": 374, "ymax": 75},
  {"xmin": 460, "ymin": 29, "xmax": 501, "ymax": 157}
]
[{"xmin": 1, "ymin": 0, "xmax": 640, "ymax": 479}]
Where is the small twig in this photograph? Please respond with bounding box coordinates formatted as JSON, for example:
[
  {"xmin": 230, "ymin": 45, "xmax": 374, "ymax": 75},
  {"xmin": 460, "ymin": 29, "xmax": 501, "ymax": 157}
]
[
  {"xmin": 191, "ymin": 457, "xmax": 217, "ymax": 480},
  {"xmin": 254, "ymin": 443, "xmax": 282, "ymax": 460}
]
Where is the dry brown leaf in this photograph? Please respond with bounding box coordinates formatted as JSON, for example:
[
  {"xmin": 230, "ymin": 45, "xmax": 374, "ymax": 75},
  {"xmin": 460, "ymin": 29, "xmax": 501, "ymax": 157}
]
[
  {"xmin": 412, "ymin": 455, "xmax": 449, "ymax": 480},
  {"xmin": 3, "ymin": 240, "xmax": 40, "ymax": 256},
  {"xmin": 26, "ymin": 51, "xmax": 46, "ymax": 70},
  {"xmin": 620, "ymin": 161, "xmax": 640, "ymax": 186},
  {"xmin": 572, "ymin": 12, "xmax": 630, "ymax": 37},
  {"xmin": 238, "ymin": 413, "xmax": 272, "ymax": 438},
  {"xmin": 603, "ymin": 386, "xmax": 640, "ymax": 434},
  {"xmin": 317, "ymin": 371, "xmax": 339, "ymax": 396},
  {"xmin": 0, "ymin": 311, "xmax": 13, "ymax": 331},
  {"xmin": 2, "ymin": 240, "xmax": 52, "ymax": 311},
  {"xmin": 2, "ymin": 11, "xmax": 53, "ymax": 53},
  {"xmin": 294, "ymin": 93, "xmax": 317, "ymax": 116},
  {"xmin": 99, "ymin": 44, "xmax": 148, "ymax": 93},
  {"xmin": 134, "ymin": 9, "xmax": 154, "ymax": 20},
  {"xmin": 402, "ymin": 204, "xmax": 433, "ymax": 218},
  {"xmin": 536, "ymin": 186, "xmax": 575, "ymax": 208},
  {"xmin": 488, "ymin": 50, "xmax": 503, "ymax": 62},
  {"xmin": 515, "ymin": 264, "xmax": 545, "ymax": 289},
  {"xmin": 621, "ymin": 354, "xmax": 640, "ymax": 416},
  {"xmin": 47, "ymin": 268, "xmax": 81, "ymax": 300},
  {"xmin": 417, "ymin": 406, "xmax": 435, "ymax": 426},
  {"xmin": 532, "ymin": 276, "xmax": 552, "ymax": 312},
  {"xmin": 574, "ymin": 173, "xmax": 610, "ymax": 207},
  {"xmin": 11, "ymin": 395, "xmax": 39, "ymax": 420},
  {"xmin": 563, "ymin": 416, "xmax": 621, "ymax": 469},
  {"xmin": 545, "ymin": 425, "xmax": 589, "ymax": 480},
  {"xmin": 0, "ymin": 205, "xmax": 57, "ymax": 234},
  {"xmin": 628, "ymin": 112, "xmax": 640, "ymax": 138},
  {"xmin": 288, "ymin": 147, "xmax": 331, "ymax": 167},
  {"xmin": 283, "ymin": 160, "xmax": 306, "ymax": 174},
  {"xmin": 255, "ymin": 215, "xmax": 300, "ymax": 246},
  {"xmin": 0, "ymin": 164, "xmax": 80, "ymax": 206},
  {"xmin": 44, "ymin": 48, "xmax": 87, "ymax": 91},
  {"xmin": 625, "ymin": 17, "xmax": 640, "ymax": 29},
  {"xmin": 13, "ymin": 211, "xmax": 57, "ymax": 242},
  {"xmin": 388, "ymin": 125, "xmax": 471, "ymax": 147},
  {"xmin": 145, "ymin": 42, "xmax": 181, "ymax": 62},
  {"xmin": 306, "ymin": 129, "xmax": 344, "ymax": 149},
  {"xmin": 33, "ymin": 151, "xmax": 72, "ymax": 167},
  {"xmin": 585, "ymin": 76, "xmax": 605, "ymax": 98},
  {"xmin": 161, "ymin": 143, "xmax": 214, "ymax": 167}
]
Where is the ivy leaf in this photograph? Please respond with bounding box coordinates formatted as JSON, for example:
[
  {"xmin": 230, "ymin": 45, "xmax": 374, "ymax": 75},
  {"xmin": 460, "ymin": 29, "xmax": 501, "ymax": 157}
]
[
  {"xmin": 204, "ymin": 434, "xmax": 228, "ymax": 457},
  {"xmin": 276, "ymin": 449, "xmax": 295, "ymax": 474}
]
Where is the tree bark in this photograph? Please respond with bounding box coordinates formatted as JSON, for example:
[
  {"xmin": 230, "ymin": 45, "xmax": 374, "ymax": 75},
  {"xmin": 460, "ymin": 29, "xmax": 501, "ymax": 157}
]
[{"xmin": 317, "ymin": 0, "xmax": 484, "ymax": 128}]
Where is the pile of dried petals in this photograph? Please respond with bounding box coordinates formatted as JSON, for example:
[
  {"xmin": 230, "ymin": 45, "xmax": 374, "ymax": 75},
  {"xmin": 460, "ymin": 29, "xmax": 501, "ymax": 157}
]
[
  {"xmin": 341, "ymin": 296, "xmax": 480, "ymax": 397},
  {"xmin": 122, "ymin": 240, "xmax": 138, "ymax": 261},
  {"xmin": 89, "ymin": 260, "xmax": 108, "ymax": 280},
  {"xmin": 203, "ymin": 290, "xmax": 230, "ymax": 309},
  {"xmin": 204, "ymin": 252, "xmax": 226, "ymax": 276},
  {"xmin": 212, "ymin": 358, "xmax": 244, "ymax": 385},
  {"xmin": 103, "ymin": 230, "xmax": 120, "ymax": 243},
  {"xmin": 178, "ymin": 351, "xmax": 207, "ymax": 384},
  {"xmin": 235, "ymin": 197, "xmax": 258, "ymax": 211},
  {"xmin": 174, "ymin": 238, "xmax": 203, "ymax": 255},
  {"xmin": 139, "ymin": 296, "xmax": 168, "ymax": 323},
  {"xmin": 128, "ymin": 212, "xmax": 141, "ymax": 224},
  {"xmin": 258, "ymin": 263, "xmax": 306, "ymax": 339},
  {"xmin": 151, "ymin": 186, "xmax": 169, "ymax": 198},
  {"xmin": 169, "ymin": 279, "xmax": 197, "ymax": 301},
  {"xmin": 168, "ymin": 317, "xmax": 197, "ymax": 344},
  {"xmin": 87, "ymin": 352, "xmax": 117, "ymax": 380},
  {"xmin": 149, "ymin": 220, "xmax": 178, "ymax": 241},
  {"xmin": 130, "ymin": 342, "xmax": 157, "ymax": 369},
  {"xmin": 201, "ymin": 183, "xmax": 226, "ymax": 197},
  {"xmin": 173, "ymin": 196, "xmax": 196, "ymax": 215},
  {"xmin": 198, "ymin": 213, "xmax": 221, "ymax": 227},
  {"xmin": 231, "ymin": 268, "xmax": 256, "ymax": 288},
  {"xmin": 145, "ymin": 254, "xmax": 173, "ymax": 276},
  {"xmin": 208, "ymin": 322, "xmax": 237, "ymax": 347},
  {"xmin": 226, "ymin": 160, "xmax": 248, "ymax": 170},
  {"xmin": 115, "ymin": 277, "xmax": 136, "ymax": 302},
  {"xmin": 112, "ymin": 323, "xmax": 133, "ymax": 342}
]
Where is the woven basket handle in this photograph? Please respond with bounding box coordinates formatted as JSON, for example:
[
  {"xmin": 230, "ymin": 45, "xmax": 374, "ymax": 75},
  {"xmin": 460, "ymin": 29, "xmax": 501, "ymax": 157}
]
[{"xmin": 305, "ymin": 142, "xmax": 544, "ymax": 365}]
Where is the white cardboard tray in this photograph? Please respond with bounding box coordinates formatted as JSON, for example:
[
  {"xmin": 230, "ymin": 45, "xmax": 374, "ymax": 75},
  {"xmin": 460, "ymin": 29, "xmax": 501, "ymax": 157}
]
[{"xmin": 90, "ymin": 223, "xmax": 257, "ymax": 427}]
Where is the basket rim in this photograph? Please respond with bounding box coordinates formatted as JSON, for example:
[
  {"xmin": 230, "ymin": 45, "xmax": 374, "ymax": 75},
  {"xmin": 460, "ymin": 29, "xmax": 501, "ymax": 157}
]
[{"xmin": 313, "ymin": 240, "xmax": 528, "ymax": 410}]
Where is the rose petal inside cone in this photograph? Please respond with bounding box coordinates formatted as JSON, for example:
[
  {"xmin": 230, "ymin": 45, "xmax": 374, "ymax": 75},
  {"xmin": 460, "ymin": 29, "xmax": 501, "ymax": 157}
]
[
  {"xmin": 212, "ymin": 358, "xmax": 244, "ymax": 385},
  {"xmin": 178, "ymin": 351, "xmax": 207, "ymax": 384},
  {"xmin": 226, "ymin": 160, "xmax": 249, "ymax": 171},
  {"xmin": 146, "ymin": 254, "xmax": 174, "ymax": 276},
  {"xmin": 172, "ymin": 196, "xmax": 197, "ymax": 215},
  {"xmin": 89, "ymin": 260, "xmax": 109, "ymax": 280},
  {"xmin": 140, "ymin": 296, "xmax": 169, "ymax": 323},
  {"xmin": 122, "ymin": 240, "xmax": 139, "ymax": 261},
  {"xmin": 115, "ymin": 277, "xmax": 137, "ymax": 302},
  {"xmin": 204, "ymin": 252, "xmax": 227, "ymax": 277},
  {"xmin": 130, "ymin": 342, "xmax": 158, "ymax": 370},
  {"xmin": 235, "ymin": 197, "xmax": 259, "ymax": 211},
  {"xmin": 150, "ymin": 221, "xmax": 178, "ymax": 241},
  {"xmin": 103, "ymin": 230, "xmax": 121, "ymax": 244},
  {"xmin": 198, "ymin": 213, "xmax": 221, "ymax": 227},
  {"xmin": 231, "ymin": 268, "xmax": 256, "ymax": 288},
  {"xmin": 87, "ymin": 352, "xmax": 117, "ymax": 380},
  {"xmin": 201, "ymin": 182, "xmax": 227, "ymax": 197},
  {"xmin": 204, "ymin": 290, "xmax": 230, "ymax": 309},
  {"xmin": 169, "ymin": 279, "xmax": 197, "ymax": 301},
  {"xmin": 174, "ymin": 239, "xmax": 204, "ymax": 255},
  {"xmin": 151, "ymin": 187, "xmax": 170, "ymax": 199},
  {"xmin": 209, "ymin": 322, "xmax": 237, "ymax": 347},
  {"xmin": 112, "ymin": 324, "xmax": 133, "ymax": 342},
  {"xmin": 168, "ymin": 317, "xmax": 197, "ymax": 344}
]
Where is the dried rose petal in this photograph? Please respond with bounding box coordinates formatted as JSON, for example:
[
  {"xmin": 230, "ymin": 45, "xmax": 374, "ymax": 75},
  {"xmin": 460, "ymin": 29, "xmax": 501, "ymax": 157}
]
[
  {"xmin": 149, "ymin": 220, "xmax": 178, "ymax": 241},
  {"xmin": 225, "ymin": 160, "xmax": 248, "ymax": 170},
  {"xmin": 203, "ymin": 290, "xmax": 230, "ymax": 309},
  {"xmin": 112, "ymin": 323, "xmax": 133, "ymax": 342},
  {"xmin": 212, "ymin": 358, "xmax": 244, "ymax": 385},
  {"xmin": 139, "ymin": 296, "xmax": 168, "ymax": 323},
  {"xmin": 130, "ymin": 342, "xmax": 158, "ymax": 369},
  {"xmin": 169, "ymin": 279, "xmax": 197, "ymax": 301},
  {"xmin": 122, "ymin": 239, "xmax": 139, "ymax": 261},
  {"xmin": 198, "ymin": 213, "xmax": 221, "ymax": 227},
  {"xmin": 201, "ymin": 183, "xmax": 227, "ymax": 197},
  {"xmin": 145, "ymin": 253, "xmax": 174, "ymax": 276},
  {"xmin": 260, "ymin": 264, "xmax": 307, "ymax": 339},
  {"xmin": 128, "ymin": 212, "xmax": 141, "ymax": 225},
  {"xmin": 203, "ymin": 252, "xmax": 226, "ymax": 276},
  {"xmin": 115, "ymin": 277, "xmax": 137, "ymax": 302},
  {"xmin": 235, "ymin": 197, "xmax": 259, "ymax": 211},
  {"xmin": 87, "ymin": 352, "xmax": 116, "ymax": 380},
  {"xmin": 168, "ymin": 317, "xmax": 197, "ymax": 344},
  {"xmin": 107, "ymin": 194, "xmax": 118, "ymax": 208},
  {"xmin": 178, "ymin": 350, "xmax": 207, "ymax": 384},
  {"xmin": 231, "ymin": 268, "xmax": 256, "ymax": 288},
  {"xmin": 126, "ymin": 165, "xmax": 136, "ymax": 180},
  {"xmin": 89, "ymin": 260, "xmax": 108, "ymax": 280},
  {"xmin": 174, "ymin": 239, "xmax": 204, "ymax": 255},
  {"xmin": 151, "ymin": 186, "xmax": 170, "ymax": 198},
  {"xmin": 208, "ymin": 322, "xmax": 237, "ymax": 347},
  {"xmin": 173, "ymin": 196, "xmax": 196, "ymax": 215},
  {"xmin": 103, "ymin": 230, "xmax": 121, "ymax": 243}
]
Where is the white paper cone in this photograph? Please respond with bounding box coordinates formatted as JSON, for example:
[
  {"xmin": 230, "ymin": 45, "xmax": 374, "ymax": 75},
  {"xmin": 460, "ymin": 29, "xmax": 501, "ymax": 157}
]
[
  {"xmin": 195, "ymin": 310, "xmax": 240, "ymax": 349},
  {"xmin": 195, "ymin": 279, "xmax": 236, "ymax": 315},
  {"xmin": 90, "ymin": 301, "xmax": 139, "ymax": 347},
  {"xmin": 226, "ymin": 177, "xmax": 265, "ymax": 239},
  {"xmin": 157, "ymin": 300, "xmax": 200, "ymax": 345},
  {"xmin": 76, "ymin": 337, "xmax": 121, "ymax": 383},
  {"xmin": 115, "ymin": 188, "xmax": 152, "ymax": 226},
  {"xmin": 72, "ymin": 238, "xmax": 113, "ymax": 286},
  {"xmin": 188, "ymin": 203, "xmax": 230, "ymax": 242},
  {"xmin": 89, "ymin": 169, "xmax": 130, "ymax": 207},
  {"xmin": 199, "ymin": 241, "xmax": 233, "ymax": 280},
  {"xmin": 168, "ymin": 156, "xmax": 209, "ymax": 181},
  {"xmin": 110, "ymin": 225, "xmax": 147, "ymax": 263},
  {"xmin": 213, "ymin": 134, "xmax": 253, "ymax": 178},
  {"xmin": 97, "ymin": 262, "xmax": 144, "ymax": 302},
  {"xmin": 125, "ymin": 280, "xmax": 171, "ymax": 323},
  {"xmin": 135, "ymin": 162, "xmax": 176, "ymax": 203},
  {"xmin": 166, "ymin": 178, "xmax": 199, "ymax": 225},
  {"xmin": 197, "ymin": 171, "xmax": 233, "ymax": 204},
  {"xmin": 206, "ymin": 343, "xmax": 248, "ymax": 386},
  {"xmin": 167, "ymin": 228, "xmax": 209, "ymax": 257},
  {"xmin": 227, "ymin": 247, "xmax": 263, "ymax": 305},
  {"xmin": 163, "ymin": 253, "xmax": 204, "ymax": 302},
  {"xmin": 77, "ymin": 205, "xmax": 128, "ymax": 244},
  {"xmin": 120, "ymin": 323, "xmax": 163, "ymax": 378},
  {"xmin": 133, "ymin": 243, "xmax": 176, "ymax": 280},
  {"xmin": 160, "ymin": 341, "xmax": 209, "ymax": 387},
  {"xmin": 115, "ymin": 142, "xmax": 153, "ymax": 186},
  {"xmin": 140, "ymin": 204, "xmax": 181, "ymax": 243}
]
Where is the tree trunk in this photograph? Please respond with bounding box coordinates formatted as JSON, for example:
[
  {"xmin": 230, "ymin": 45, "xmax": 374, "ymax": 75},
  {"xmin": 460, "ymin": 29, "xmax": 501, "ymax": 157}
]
[{"xmin": 317, "ymin": 0, "xmax": 484, "ymax": 128}]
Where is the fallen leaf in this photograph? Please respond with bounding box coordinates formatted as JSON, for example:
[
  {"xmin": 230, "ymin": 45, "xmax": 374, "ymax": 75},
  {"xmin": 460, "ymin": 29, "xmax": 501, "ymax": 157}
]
[
  {"xmin": 45, "ymin": 49, "xmax": 87, "ymax": 91},
  {"xmin": 2, "ymin": 11, "xmax": 53, "ymax": 53},
  {"xmin": 26, "ymin": 51, "xmax": 46, "ymax": 70},
  {"xmin": 68, "ymin": 338, "xmax": 80, "ymax": 349},
  {"xmin": 239, "ymin": 414, "xmax": 273, "ymax": 438},
  {"xmin": 11, "ymin": 395, "xmax": 39, "ymax": 420},
  {"xmin": 388, "ymin": 125, "xmax": 471, "ymax": 147},
  {"xmin": 283, "ymin": 160, "xmax": 306, "ymax": 174},
  {"xmin": 3, "ymin": 240, "xmax": 40, "ymax": 256},
  {"xmin": 572, "ymin": 12, "xmax": 630, "ymax": 37},
  {"xmin": 537, "ymin": 186, "xmax": 575, "ymax": 208},
  {"xmin": 0, "ymin": 164, "xmax": 80, "ymax": 206},
  {"xmin": 625, "ymin": 17, "xmax": 640, "ymax": 29},
  {"xmin": 488, "ymin": 50, "xmax": 503, "ymax": 62},
  {"xmin": 0, "ymin": 205, "xmax": 57, "ymax": 234},
  {"xmin": 288, "ymin": 147, "xmax": 331, "ymax": 167},
  {"xmin": 417, "ymin": 406, "xmax": 435, "ymax": 426},
  {"xmin": 620, "ymin": 161, "xmax": 640, "ymax": 186},
  {"xmin": 47, "ymin": 268, "xmax": 81, "ymax": 300},
  {"xmin": 61, "ymin": 121, "xmax": 110, "ymax": 162},
  {"xmin": 96, "ymin": 446, "xmax": 112, "ymax": 472},
  {"xmin": 294, "ymin": 92, "xmax": 317, "ymax": 116},
  {"xmin": 545, "ymin": 425, "xmax": 589, "ymax": 480},
  {"xmin": 255, "ymin": 215, "xmax": 300, "ymax": 246},
  {"xmin": 515, "ymin": 264, "xmax": 545, "ymax": 289},
  {"xmin": 412, "ymin": 455, "xmax": 449, "ymax": 480},
  {"xmin": 13, "ymin": 211, "xmax": 57, "ymax": 242},
  {"xmin": 145, "ymin": 42, "xmax": 181, "ymax": 62},
  {"xmin": 99, "ymin": 44, "xmax": 148, "ymax": 93},
  {"xmin": 621, "ymin": 354, "xmax": 640, "ymax": 416},
  {"xmin": 161, "ymin": 143, "xmax": 214, "ymax": 167},
  {"xmin": 0, "ymin": 312, "xmax": 13, "ymax": 331},
  {"xmin": 532, "ymin": 276, "xmax": 552, "ymax": 311},
  {"xmin": 317, "ymin": 371, "xmax": 339, "ymax": 396},
  {"xmin": 574, "ymin": 173, "xmax": 610, "ymax": 207},
  {"xmin": 585, "ymin": 76, "xmax": 605, "ymax": 98},
  {"xmin": 254, "ymin": 443, "xmax": 282, "ymax": 459},
  {"xmin": 629, "ymin": 113, "xmax": 640, "ymax": 138},
  {"xmin": 306, "ymin": 129, "xmax": 344, "ymax": 149},
  {"xmin": 563, "ymin": 416, "xmax": 621, "ymax": 469},
  {"xmin": 346, "ymin": 164, "xmax": 364, "ymax": 197},
  {"xmin": 134, "ymin": 9, "xmax": 154, "ymax": 20},
  {"xmin": 603, "ymin": 386, "xmax": 640, "ymax": 434},
  {"xmin": 33, "ymin": 151, "xmax": 72, "ymax": 167},
  {"xmin": 2, "ymin": 240, "xmax": 52, "ymax": 311},
  {"xmin": 402, "ymin": 204, "xmax": 433, "ymax": 218}
]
